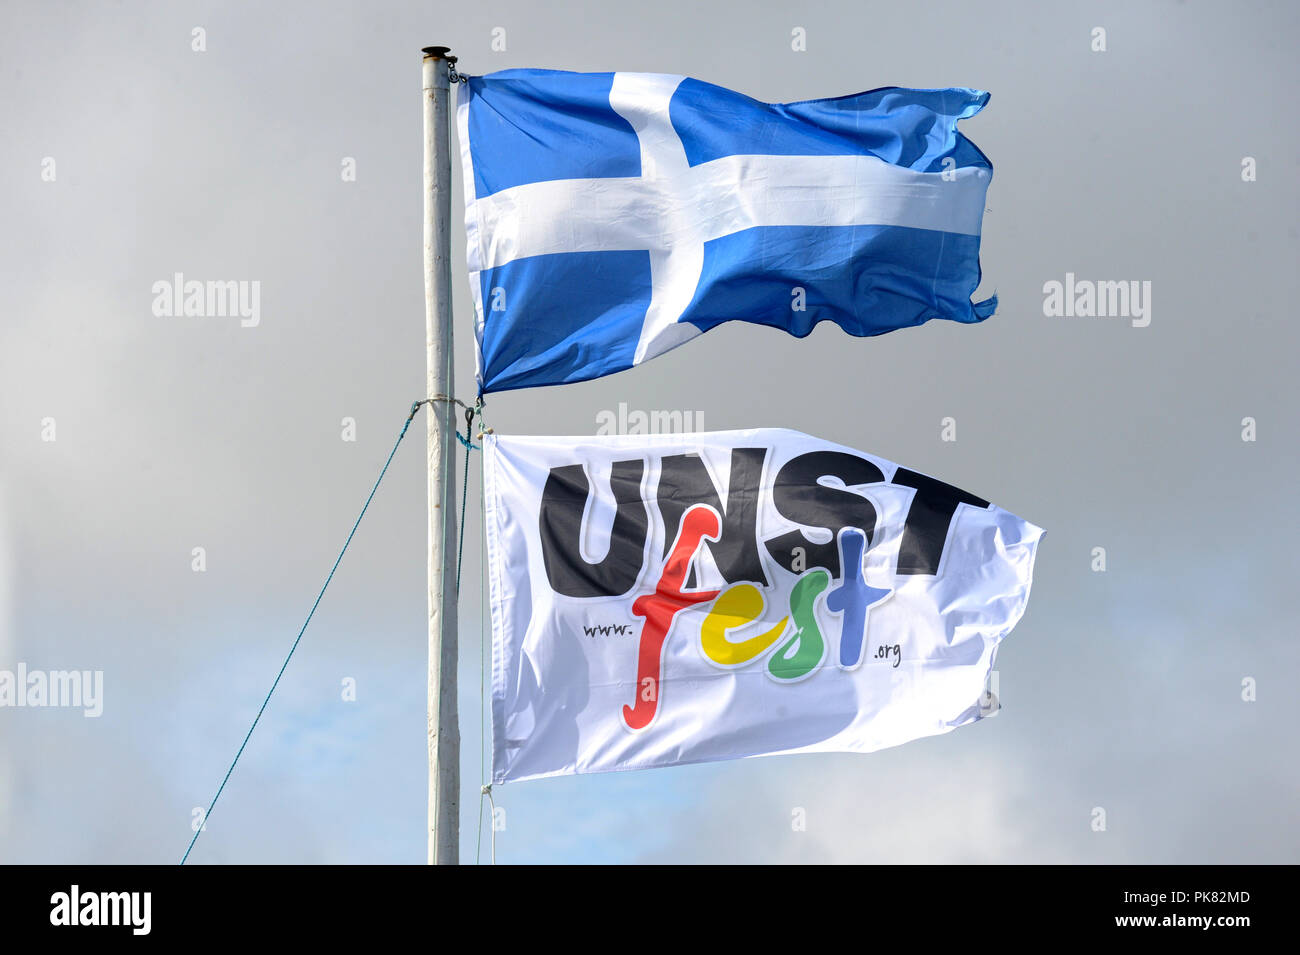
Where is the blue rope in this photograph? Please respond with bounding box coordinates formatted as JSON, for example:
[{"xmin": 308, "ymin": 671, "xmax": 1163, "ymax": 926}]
[{"xmin": 180, "ymin": 400, "xmax": 427, "ymax": 865}]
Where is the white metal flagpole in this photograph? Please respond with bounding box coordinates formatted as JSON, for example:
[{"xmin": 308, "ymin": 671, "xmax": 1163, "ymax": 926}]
[{"xmin": 422, "ymin": 44, "xmax": 460, "ymax": 865}]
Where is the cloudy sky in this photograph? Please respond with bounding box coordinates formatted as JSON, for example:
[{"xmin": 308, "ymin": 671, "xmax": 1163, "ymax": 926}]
[{"xmin": 2, "ymin": 0, "xmax": 1296, "ymax": 863}]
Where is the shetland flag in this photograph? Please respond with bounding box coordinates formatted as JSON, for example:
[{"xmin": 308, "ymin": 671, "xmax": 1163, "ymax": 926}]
[{"xmin": 458, "ymin": 70, "xmax": 997, "ymax": 393}]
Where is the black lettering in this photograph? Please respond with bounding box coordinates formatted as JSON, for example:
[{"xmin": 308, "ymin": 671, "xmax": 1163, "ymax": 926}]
[
  {"xmin": 893, "ymin": 468, "xmax": 989, "ymax": 575},
  {"xmin": 764, "ymin": 451, "xmax": 884, "ymax": 578},
  {"xmin": 659, "ymin": 448, "xmax": 768, "ymax": 588},
  {"xmin": 539, "ymin": 460, "xmax": 649, "ymax": 597}
]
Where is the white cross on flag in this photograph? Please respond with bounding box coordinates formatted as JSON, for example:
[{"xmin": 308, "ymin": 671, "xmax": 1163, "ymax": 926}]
[{"xmin": 458, "ymin": 69, "xmax": 997, "ymax": 392}]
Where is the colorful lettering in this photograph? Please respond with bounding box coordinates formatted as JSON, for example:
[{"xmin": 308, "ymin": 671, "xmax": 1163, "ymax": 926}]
[
  {"xmin": 825, "ymin": 528, "xmax": 892, "ymax": 668},
  {"xmin": 700, "ymin": 584, "xmax": 789, "ymax": 666},
  {"xmin": 768, "ymin": 569, "xmax": 830, "ymax": 681},
  {"xmin": 622, "ymin": 504, "xmax": 721, "ymax": 730}
]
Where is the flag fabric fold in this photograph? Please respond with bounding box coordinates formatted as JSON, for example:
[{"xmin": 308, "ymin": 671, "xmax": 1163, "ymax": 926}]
[
  {"xmin": 458, "ymin": 70, "xmax": 997, "ymax": 393},
  {"xmin": 483, "ymin": 429, "xmax": 1041, "ymax": 783}
]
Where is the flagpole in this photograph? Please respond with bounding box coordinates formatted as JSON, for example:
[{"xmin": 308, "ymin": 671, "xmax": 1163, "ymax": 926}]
[{"xmin": 422, "ymin": 44, "xmax": 460, "ymax": 865}]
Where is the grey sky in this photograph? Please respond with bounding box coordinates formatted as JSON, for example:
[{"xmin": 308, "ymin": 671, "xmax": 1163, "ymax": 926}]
[{"xmin": 1, "ymin": 0, "xmax": 1296, "ymax": 863}]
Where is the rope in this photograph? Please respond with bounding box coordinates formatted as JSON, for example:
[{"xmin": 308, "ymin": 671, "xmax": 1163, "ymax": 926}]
[
  {"xmin": 450, "ymin": 400, "xmax": 499, "ymax": 866},
  {"xmin": 475, "ymin": 430, "xmax": 488, "ymax": 865},
  {"xmin": 455, "ymin": 402, "xmax": 479, "ymax": 593},
  {"xmin": 423, "ymin": 393, "xmax": 473, "ymax": 414},
  {"xmin": 481, "ymin": 785, "xmax": 498, "ymax": 865},
  {"xmin": 180, "ymin": 397, "xmax": 466, "ymax": 865},
  {"xmin": 472, "ymin": 405, "xmax": 496, "ymax": 864}
]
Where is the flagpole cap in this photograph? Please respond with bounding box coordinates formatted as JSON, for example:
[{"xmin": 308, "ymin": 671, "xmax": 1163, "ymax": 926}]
[{"xmin": 422, "ymin": 46, "xmax": 453, "ymax": 59}]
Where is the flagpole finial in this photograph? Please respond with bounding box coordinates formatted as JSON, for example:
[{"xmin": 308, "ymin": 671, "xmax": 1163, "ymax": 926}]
[{"xmin": 422, "ymin": 45, "xmax": 452, "ymax": 59}]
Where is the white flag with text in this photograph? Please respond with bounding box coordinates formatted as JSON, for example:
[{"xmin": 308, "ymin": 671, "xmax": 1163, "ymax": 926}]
[{"xmin": 483, "ymin": 430, "xmax": 1042, "ymax": 783}]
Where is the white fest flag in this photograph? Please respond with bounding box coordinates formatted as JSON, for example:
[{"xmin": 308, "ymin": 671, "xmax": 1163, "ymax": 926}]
[{"xmin": 483, "ymin": 430, "xmax": 1042, "ymax": 783}]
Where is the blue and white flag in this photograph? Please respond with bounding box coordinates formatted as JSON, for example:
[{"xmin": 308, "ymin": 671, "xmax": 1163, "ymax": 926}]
[{"xmin": 458, "ymin": 70, "xmax": 997, "ymax": 393}]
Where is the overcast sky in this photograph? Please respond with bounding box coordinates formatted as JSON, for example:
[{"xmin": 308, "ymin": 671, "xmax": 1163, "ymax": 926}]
[{"xmin": 1, "ymin": 0, "xmax": 1297, "ymax": 863}]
